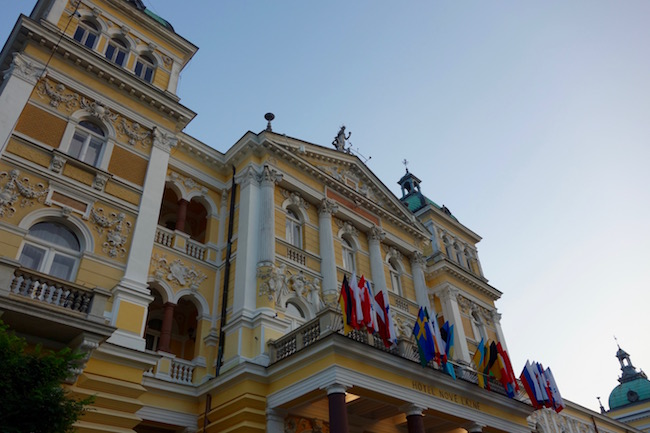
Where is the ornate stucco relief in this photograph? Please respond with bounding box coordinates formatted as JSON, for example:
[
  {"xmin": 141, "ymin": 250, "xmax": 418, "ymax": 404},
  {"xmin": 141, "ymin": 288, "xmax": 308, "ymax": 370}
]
[
  {"xmin": 151, "ymin": 254, "xmax": 208, "ymax": 291},
  {"xmin": 258, "ymin": 264, "xmax": 324, "ymax": 313},
  {"xmin": 90, "ymin": 207, "xmax": 132, "ymax": 258},
  {"xmin": 36, "ymin": 79, "xmax": 79, "ymax": 112},
  {"xmin": 0, "ymin": 170, "xmax": 49, "ymax": 218},
  {"xmin": 117, "ymin": 118, "xmax": 151, "ymax": 147}
]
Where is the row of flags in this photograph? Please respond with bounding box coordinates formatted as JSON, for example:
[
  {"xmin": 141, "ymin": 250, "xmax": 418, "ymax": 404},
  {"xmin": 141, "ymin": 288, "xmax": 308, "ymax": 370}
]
[
  {"xmin": 338, "ymin": 281, "xmax": 564, "ymax": 412},
  {"xmin": 412, "ymin": 307, "xmax": 456, "ymax": 379},
  {"xmin": 520, "ymin": 361, "xmax": 565, "ymax": 412},
  {"xmin": 472, "ymin": 338, "xmax": 519, "ymax": 397},
  {"xmin": 338, "ymin": 273, "xmax": 397, "ymax": 348}
]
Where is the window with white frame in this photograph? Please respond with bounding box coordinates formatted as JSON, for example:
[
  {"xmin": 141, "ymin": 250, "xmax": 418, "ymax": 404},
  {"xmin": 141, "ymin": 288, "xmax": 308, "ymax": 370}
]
[
  {"xmin": 471, "ymin": 311, "xmax": 488, "ymax": 342},
  {"xmin": 73, "ymin": 20, "xmax": 99, "ymax": 49},
  {"xmin": 285, "ymin": 301, "xmax": 306, "ymax": 330},
  {"xmin": 68, "ymin": 120, "xmax": 106, "ymax": 167},
  {"xmin": 388, "ymin": 257, "xmax": 402, "ymax": 295},
  {"xmin": 105, "ymin": 38, "xmax": 128, "ymax": 67},
  {"xmin": 342, "ymin": 236, "xmax": 356, "ymax": 273},
  {"xmin": 285, "ymin": 208, "xmax": 302, "ymax": 248},
  {"xmin": 18, "ymin": 221, "xmax": 81, "ymax": 281},
  {"xmin": 135, "ymin": 54, "xmax": 155, "ymax": 83}
]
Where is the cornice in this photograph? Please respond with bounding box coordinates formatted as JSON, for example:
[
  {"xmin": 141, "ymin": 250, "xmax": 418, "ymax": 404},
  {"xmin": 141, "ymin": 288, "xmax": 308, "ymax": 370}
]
[
  {"xmin": 19, "ymin": 17, "xmax": 196, "ymax": 128},
  {"xmin": 415, "ymin": 205, "xmax": 482, "ymax": 245},
  {"xmin": 426, "ymin": 259, "xmax": 502, "ymax": 301}
]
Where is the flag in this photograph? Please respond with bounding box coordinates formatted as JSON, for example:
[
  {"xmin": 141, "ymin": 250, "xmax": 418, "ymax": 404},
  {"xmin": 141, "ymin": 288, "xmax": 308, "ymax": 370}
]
[
  {"xmin": 442, "ymin": 323, "xmax": 456, "ymax": 379},
  {"xmin": 534, "ymin": 362, "xmax": 551, "ymax": 407},
  {"xmin": 520, "ymin": 361, "xmax": 543, "ymax": 409},
  {"xmin": 338, "ymin": 276, "xmax": 356, "ymax": 334},
  {"xmin": 363, "ymin": 279, "xmax": 379, "ymax": 333},
  {"xmin": 545, "ymin": 367, "xmax": 565, "ymax": 413},
  {"xmin": 485, "ymin": 341, "xmax": 498, "ymax": 385},
  {"xmin": 430, "ymin": 313, "xmax": 445, "ymax": 365},
  {"xmin": 413, "ymin": 307, "xmax": 435, "ymax": 366},
  {"xmin": 497, "ymin": 342, "xmax": 519, "ymax": 397},
  {"xmin": 472, "ymin": 339, "xmax": 486, "ymax": 388},
  {"xmin": 374, "ymin": 289, "xmax": 396, "ymax": 348},
  {"xmin": 350, "ymin": 272, "xmax": 364, "ymax": 327}
]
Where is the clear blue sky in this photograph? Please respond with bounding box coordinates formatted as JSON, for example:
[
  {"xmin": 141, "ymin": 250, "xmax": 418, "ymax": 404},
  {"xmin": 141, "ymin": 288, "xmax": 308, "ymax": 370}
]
[{"xmin": 3, "ymin": 0, "xmax": 650, "ymax": 413}]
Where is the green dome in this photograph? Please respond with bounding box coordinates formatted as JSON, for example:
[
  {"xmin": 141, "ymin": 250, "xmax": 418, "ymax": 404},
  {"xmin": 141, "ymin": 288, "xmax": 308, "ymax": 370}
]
[{"xmin": 609, "ymin": 377, "xmax": 650, "ymax": 409}]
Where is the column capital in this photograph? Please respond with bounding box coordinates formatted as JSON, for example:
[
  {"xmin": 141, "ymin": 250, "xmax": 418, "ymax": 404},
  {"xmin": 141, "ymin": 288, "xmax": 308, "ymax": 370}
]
[
  {"xmin": 491, "ymin": 310, "xmax": 502, "ymax": 323},
  {"xmin": 464, "ymin": 422, "xmax": 485, "ymax": 433},
  {"xmin": 368, "ymin": 225, "xmax": 386, "ymax": 241},
  {"xmin": 259, "ymin": 165, "xmax": 283, "ymax": 186},
  {"xmin": 400, "ymin": 404, "xmax": 425, "ymax": 417},
  {"xmin": 4, "ymin": 53, "xmax": 44, "ymax": 84},
  {"xmin": 435, "ymin": 283, "xmax": 459, "ymax": 301},
  {"xmin": 235, "ymin": 165, "xmax": 259, "ymax": 187},
  {"xmin": 152, "ymin": 126, "xmax": 178, "ymax": 152},
  {"xmin": 318, "ymin": 198, "xmax": 338, "ymax": 216},
  {"xmin": 324, "ymin": 382, "xmax": 349, "ymax": 395},
  {"xmin": 410, "ymin": 251, "xmax": 426, "ymax": 267}
]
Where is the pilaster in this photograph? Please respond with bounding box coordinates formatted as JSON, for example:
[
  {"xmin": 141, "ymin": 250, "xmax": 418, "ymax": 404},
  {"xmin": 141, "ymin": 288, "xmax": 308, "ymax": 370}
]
[
  {"xmin": 259, "ymin": 165, "xmax": 282, "ymax": 265},
  {"xmin": 410, "ymin": 251, "xmax": 430, "ymax": 310},
  {"xmin": 433, "ymin": 283, "xmax": 471, "ymax": 364},
  {"xmin": 368, "ymin": 225, "xmax": 387, "ymax": 291},
  {"xmin": 0, "ymin": 53, "xmax": 45, "ymax": 154},
  {"xmin": 491, "ymin": 311, "xmax": 508, "ymax": 352},
  {"xmin": 232, "ymin": 165, "xmax": 261, "ymax": 315},
  {"xmin": 318, "ymin": 198, "xmax": 339, "ymax": 300}
]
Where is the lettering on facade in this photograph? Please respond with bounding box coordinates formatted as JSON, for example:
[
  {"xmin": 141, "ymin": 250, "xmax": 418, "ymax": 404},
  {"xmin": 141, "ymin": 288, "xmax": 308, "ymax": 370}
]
[{"xmin": 411, "ymin": 381, "xmax": 480, "ymax": 411}]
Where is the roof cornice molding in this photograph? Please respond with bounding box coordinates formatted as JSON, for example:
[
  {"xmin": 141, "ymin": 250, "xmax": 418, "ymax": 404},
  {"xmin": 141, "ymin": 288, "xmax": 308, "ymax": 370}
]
[
  {"xmin": 426, "ymin": 259, "xmax": 501, "ymax": 301},
  {"xmin": 415, "ymin": 205, "xmax": 482, "ymax": 244}
]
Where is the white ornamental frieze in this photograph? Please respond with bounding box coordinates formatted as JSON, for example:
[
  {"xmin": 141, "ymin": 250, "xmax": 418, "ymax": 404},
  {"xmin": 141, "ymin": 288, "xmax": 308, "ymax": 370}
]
[
  {"xmin": 37, "ymin": 79, "xmax": 79, "ymax": 111},
  {"xmin": 117, "ymin": 118, "xmax": 151, "ymax": 147},
  {"xmin": 151, "ymin": 254, "xmax": 207, "ymax": 290},
  {"xmin": 89, "ymin": 207, "xmax": 132, "ymax": 258},
  {"xmin": 80, "ymin": 98, "xmax": 118, "ymax": 124},
  {"xmin": 0, "ymin": 170, "xmax": 49, "ymax": 218},
  {"xmin": 258, "ymin": 264, "xmax": 324, "ymax": 313}
]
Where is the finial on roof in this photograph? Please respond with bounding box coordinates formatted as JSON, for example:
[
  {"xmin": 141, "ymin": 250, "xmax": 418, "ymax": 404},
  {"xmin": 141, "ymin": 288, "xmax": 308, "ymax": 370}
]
[
  {"xmin": 264, "ymin": 113, "xmax": 275, "ymax": 132},
  {"xmin": 332, "ymin": 125, "xmax": 351, "ymax": 152},
  {"xmin": 402, "ymin": 158, "xmax": 409, "ymax": 173},
  {"xmin": 597, "ymin": 396, "xmax": 606, "ymax": 413}
]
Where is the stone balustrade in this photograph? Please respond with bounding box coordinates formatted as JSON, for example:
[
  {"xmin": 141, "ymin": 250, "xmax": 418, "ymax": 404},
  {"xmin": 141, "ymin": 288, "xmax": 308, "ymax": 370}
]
[{"xmin": 154, "ymin": 225, "xmax": 214, "ymax": 263}]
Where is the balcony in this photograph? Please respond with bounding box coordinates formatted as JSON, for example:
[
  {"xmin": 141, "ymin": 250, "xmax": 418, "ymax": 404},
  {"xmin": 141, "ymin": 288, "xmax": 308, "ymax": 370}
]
[
  {"xmin": 154, "ymin": 225, "xmax": 216, "ymax": 263},
  {"xmin": 143, "ymin": 351, "xmax": 203, "ymax": 385},
  {"xmin": 268, "ymin": 307, "xmax": 527, "ymax": 401},
  {"xmin": 0, "ymin": 258, "xmax": 115, "ymax": 380}
]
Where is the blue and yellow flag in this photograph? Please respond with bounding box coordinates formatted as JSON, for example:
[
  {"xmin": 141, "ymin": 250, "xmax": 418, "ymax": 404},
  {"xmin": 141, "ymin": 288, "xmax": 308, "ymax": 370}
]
[{"xmin": 412, "ymin": 307, "xmax": 435, "ymax": 366}]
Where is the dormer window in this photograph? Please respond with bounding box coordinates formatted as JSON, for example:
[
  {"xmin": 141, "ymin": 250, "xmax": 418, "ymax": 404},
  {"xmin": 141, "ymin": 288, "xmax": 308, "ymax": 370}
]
[
  {"xmin": 135, "ymin": 54, "xmax": 155, "ymax": 83},
  {"xmin": 105, "ymin": 38, "xmax": 128, "ymax": 67},
  {"xmin": 73, "ymin": 20, "xmax": 99, "ymax": 49}
]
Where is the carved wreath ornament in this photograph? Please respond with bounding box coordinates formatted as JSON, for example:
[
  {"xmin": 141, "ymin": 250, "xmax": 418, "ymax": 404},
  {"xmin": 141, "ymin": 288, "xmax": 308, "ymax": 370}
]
[
  {"xmin": 0, "ymin": 170, "xmax": 49, "ymax": 218},
  {"xmin": 151, "ymin": 254, "xmax": 207, "ymax": 290},
  {"xmin": 90, "ymin": 207, "xmax": 132, "ymax": 258}
]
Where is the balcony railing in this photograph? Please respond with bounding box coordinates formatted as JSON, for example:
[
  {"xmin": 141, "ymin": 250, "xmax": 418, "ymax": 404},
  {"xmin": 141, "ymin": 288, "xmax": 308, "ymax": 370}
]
[
  {"xmin": 268, "ymin": 307, "xmax": 527, "ymax": 401},
  {"xmin": 0, "ymin": 261, "xmax": 110, "ymax": 323},
  {"xmin": 154, "ymin": 226, "xmax": 211, "ymax": 262},
  {"xmin": 143, "ymin": 352, "xmax": 196, "ymax": 385}
]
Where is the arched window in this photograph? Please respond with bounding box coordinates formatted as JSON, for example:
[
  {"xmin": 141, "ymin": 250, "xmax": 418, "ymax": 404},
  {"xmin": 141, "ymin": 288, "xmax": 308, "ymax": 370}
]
[
  {"xmin": 285, "ymin": 301, "xmax": 306, "ymax": 330},
  {"xmin": 388, "ymin": 258, "xmax": 402, "ymax": 295},
  {"xmin": 471, "ymin": 311, "xmax": 487, "ymax": 342},
  {"xmin": 105, "ymin": 38, "xmax": 128, "ymax": 66},
  {"xmin": 285, "ymin": 208, "xmax": 302, "ymax": 248},
  {"xmin": 135, "ymin": 54, "xmax": 155, "ymax": 83},
  {"xmin": 68, "ymin": 120, "xmax": 106, "ymax": 166},
  {"xmin": 342, "ymin": 236, "xmax": 356, "ymax": 272},
  {"xmin": 73, "ymin": 20, "xmax": 99, "ymax": 49},
  {"xmin": 18, "ymin": 221, "xmax": 81, "ymax": 281}
]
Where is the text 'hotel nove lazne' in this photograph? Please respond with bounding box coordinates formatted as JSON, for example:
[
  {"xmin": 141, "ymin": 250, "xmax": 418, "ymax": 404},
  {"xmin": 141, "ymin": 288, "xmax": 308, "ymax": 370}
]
[{"xmin": 0, "ymin": 1, "xmax": 642, "ymax": 433}]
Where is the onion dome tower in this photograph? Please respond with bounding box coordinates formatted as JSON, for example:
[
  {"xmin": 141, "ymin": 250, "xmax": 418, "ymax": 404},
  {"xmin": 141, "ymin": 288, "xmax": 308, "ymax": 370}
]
[{"xmin": 607, "ymin": 346, "xmax": 650, "ymax": 432}]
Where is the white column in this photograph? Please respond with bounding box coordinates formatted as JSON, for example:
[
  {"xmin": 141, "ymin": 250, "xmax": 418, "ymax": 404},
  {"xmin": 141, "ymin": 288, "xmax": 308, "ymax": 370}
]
[
  {"xmin": 120, "ymin": 127, "xmax": 176, "ymax": 293},
  {"xmin": 434, "ymin": 284, "xmax": 471, "ymax": 364},
  {"xmin": 232, "ymin": 165, "xmax": 261, "ymax": 315},
  {"xmin": 266, "ymin": 408, "xmax": 286, "ymax": 433},
  {"xmin": 258, "ymin": 165, "xmax": 282, "ymax": 265},
  {"xmin": 318, "ymin": 198, "xmax": 339, "ymax": 298},
  {"xmin": 368, "ymin": 225, "xmax": 387, "ymax": 291},
  {"xmin": 167, "ymin": 61, "xmax": 181, "ymax": 94},
  {"xmin": 410, "ymin": 252, "xmax": 430, "ymax": 310},
  {"xmin": 426, "ymin": 223, "xmax": 441, "ymax": 256},
  {"xmin": 491, "ymin": 311, "xmax": 508, "ymax": 353},
  {"xmin": 43, "ymin": 1, "xmax": 67, "ymax": 25},
  {"xmin": 0, "ymin": 53, "xmax": 44, "ymax": 154}
]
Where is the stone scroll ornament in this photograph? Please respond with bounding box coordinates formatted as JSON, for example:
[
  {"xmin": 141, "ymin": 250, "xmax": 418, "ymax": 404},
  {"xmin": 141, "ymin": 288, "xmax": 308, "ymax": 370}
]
[
  {"xmin": 89, "ymin": 207, "xmax": 132, "ymax": 258},
  {"xmin": 0, "ymin": 170, "xmax": 49, "ymax": 218},
  {"xmin": 151, "ymin": 254, "xmax": 207, "ymax": 291},
  {"xmin": 258, "ymin": 264, "xmax": 324, "ymax": 312},
  {"xmin": 117, "ymin": 118, "xmax": 151, "ymax": 147}
]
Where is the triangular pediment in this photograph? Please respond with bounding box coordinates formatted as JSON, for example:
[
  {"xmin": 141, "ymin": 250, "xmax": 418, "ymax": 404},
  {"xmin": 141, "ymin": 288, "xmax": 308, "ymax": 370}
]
[{"xmin": 262, "ymin": 132, "xmax": 428, "ymax": 239}]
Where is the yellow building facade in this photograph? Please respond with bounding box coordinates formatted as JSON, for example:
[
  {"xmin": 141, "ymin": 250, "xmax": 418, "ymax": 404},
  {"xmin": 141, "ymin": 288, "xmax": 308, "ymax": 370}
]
[{"xmin": 0, "ymin": 2, "xmax": 642, "ymax": 433}]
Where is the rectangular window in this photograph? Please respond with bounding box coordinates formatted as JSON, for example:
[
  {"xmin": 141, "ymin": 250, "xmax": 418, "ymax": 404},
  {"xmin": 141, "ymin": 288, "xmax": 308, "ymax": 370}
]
[{"xmin": 19, "ymin": 244, "xmax": 46, "ymax": 270}]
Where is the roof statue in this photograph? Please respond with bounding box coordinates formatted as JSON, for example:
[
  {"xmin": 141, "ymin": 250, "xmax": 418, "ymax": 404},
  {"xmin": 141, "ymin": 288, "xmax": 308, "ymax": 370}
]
[{"xmin": 332, "ymin": 126, "xmax": 351, "ymax": 152}]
